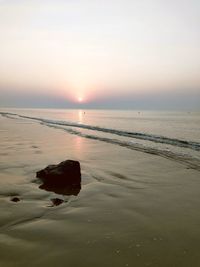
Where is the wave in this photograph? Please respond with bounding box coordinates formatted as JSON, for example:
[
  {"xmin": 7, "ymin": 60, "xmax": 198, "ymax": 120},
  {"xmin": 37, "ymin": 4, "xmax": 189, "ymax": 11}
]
[
  {"xmin": 42, "ymin": 122, "xmax": 199, "ymax": 170},
  {"xmin": 1, "ymin": 111, "xmax": 200, "ymax": 170},
  {"xmin": 1, "ymin": 111, "xmax": 200, "ymax": 152}
]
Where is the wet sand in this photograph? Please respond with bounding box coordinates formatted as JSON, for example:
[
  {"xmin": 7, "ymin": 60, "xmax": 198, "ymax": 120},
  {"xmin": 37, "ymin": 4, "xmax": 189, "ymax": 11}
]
[{"xmin": 0, "ymin": 115, "xmax": 200, "ymax": 267}]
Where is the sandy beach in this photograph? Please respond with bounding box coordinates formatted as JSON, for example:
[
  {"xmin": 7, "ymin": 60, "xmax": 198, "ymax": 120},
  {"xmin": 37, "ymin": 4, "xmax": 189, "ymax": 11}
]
[{"xmin": 0, "ymin": 114, "xmax": 200, "ymax": 267}]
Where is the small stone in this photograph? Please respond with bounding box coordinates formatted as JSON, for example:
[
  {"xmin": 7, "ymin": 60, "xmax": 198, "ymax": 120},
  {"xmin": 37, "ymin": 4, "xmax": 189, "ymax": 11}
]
[
  {"xmin": 50, "ymin": 198, "xmax": 64, "ymax": 206},
  {"xmin": 11, "ymin": 197, "xmax": 20, "ymax": 202}
]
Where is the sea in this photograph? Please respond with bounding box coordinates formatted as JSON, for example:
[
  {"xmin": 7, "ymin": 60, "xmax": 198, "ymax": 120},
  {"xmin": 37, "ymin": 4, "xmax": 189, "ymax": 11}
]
[{"xmin": 0, "ymin": 108, "xmax": 200, "ymax": 169}]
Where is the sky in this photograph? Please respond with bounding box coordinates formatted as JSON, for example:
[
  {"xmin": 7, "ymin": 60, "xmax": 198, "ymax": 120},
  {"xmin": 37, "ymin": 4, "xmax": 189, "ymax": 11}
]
[{"xmin": 0, "ymin": 0, "xmax": 199, "ymax": 109}]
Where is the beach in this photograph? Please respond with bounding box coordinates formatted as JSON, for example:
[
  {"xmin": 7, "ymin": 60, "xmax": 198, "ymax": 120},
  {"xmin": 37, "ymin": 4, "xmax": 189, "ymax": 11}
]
[
  {"xmin": 0, "ymin": 111, "xmax": 200, "ymax": 267},
  {"xmin": 1, "ymin": 0, "xmax": 199, "ymax": 265}
]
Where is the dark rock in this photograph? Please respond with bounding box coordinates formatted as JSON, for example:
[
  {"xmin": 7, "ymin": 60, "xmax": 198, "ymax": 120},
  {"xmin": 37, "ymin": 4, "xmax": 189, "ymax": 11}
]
[
  {"xmin": 36, "ymin": 160, "xmax": 81, "ymax": 196},
  {"xmin": 11, "ymin": 197, "xmax": 20, "ymax": 202},
  {"xmin": 50, "ymin": 198, "xmax": 64, "ymax": 206},
  {"xmin": 36, "ymin": 160, "xmax": 81, "ymax": 185}
]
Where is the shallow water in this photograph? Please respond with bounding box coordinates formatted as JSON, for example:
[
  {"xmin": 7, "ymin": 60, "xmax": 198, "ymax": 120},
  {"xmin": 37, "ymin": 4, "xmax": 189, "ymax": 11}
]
[
  {"xmin": 1, "ymin": 108, "xmax": 200, "ymax": 168},
  {"xmin": 0, "ymin": 111, "xmax": 200, "ymax": 266},
  {"xmin": 1, "ymin": 108, "xmax": 200, "ymax": 141}
]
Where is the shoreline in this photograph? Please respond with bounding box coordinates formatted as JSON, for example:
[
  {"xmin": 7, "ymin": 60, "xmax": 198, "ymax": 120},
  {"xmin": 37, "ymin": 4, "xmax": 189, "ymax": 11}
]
[{"xmin": 1, "ymin": 111, "xmax": 200, "ymax": 172}]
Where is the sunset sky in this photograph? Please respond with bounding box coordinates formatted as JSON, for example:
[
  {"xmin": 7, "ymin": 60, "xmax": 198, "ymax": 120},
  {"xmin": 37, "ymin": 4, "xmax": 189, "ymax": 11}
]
[{"xmin": 0, "ymin": 0, "xmax": 199, "ymax": 109}]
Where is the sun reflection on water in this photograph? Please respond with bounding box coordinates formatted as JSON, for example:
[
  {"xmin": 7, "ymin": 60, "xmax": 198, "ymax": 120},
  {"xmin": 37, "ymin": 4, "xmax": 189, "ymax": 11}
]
[{"xmin": 78, "ymin": 110, "xmax": 83, "ymax": 123}]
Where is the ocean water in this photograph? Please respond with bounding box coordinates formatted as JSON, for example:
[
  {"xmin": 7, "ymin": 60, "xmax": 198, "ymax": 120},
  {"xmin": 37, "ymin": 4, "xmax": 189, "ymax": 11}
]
[{"xmin": 0, "ymin": 108, "xmax": 200, "ymax": 169}]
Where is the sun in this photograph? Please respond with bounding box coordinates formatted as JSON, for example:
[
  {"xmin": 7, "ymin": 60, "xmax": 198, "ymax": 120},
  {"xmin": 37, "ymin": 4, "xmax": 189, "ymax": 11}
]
[{"xmin": 78, "ymin": 97, "xmax": 83, "ymax": 102}]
